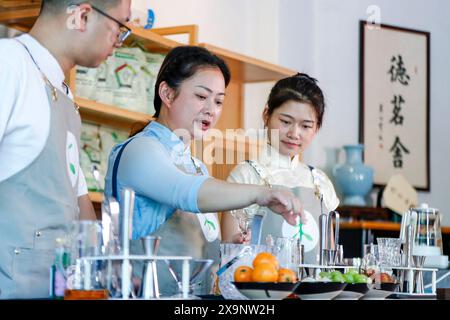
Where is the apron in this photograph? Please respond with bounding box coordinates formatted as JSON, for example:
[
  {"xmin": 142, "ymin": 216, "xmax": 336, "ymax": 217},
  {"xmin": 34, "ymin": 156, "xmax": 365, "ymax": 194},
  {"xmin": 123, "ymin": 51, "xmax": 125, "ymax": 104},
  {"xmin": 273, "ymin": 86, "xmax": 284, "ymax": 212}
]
[
  {"xmin": 245, "ymin": 161, "xmax": 329, "ymax": 265},
  {"xmin": 0, "ymin": 40, "xmax": 80, "ymax": 299},
  {"xmin": 113, "ymin": 139, "xmax": 220, "ymax": 297}
]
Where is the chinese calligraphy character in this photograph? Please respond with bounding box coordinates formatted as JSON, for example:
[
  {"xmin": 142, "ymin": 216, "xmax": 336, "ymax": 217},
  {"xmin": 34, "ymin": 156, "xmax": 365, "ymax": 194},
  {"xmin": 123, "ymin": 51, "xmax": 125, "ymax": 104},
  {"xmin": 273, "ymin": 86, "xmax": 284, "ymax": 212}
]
[
  {"xmin": 379, "ymin": 104, "xmax": 384, "ymax": 149},
  {"xmin": 390, "ymin": 136, "xmax": 410, "ymax": 168},
  {"xmin": 388, "ymin": 55, "xmax": 410, "ymax": 85},
  {"xmin": 390, "ymin": 95, "xmax": 405, "ymax": 125}
]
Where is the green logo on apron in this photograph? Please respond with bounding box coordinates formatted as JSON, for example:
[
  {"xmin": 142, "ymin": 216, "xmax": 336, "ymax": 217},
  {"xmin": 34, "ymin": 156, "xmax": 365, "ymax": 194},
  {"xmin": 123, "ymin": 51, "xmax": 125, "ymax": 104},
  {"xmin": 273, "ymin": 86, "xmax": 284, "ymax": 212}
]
[
  {"xmin": 204, "ymin": 219, "xmax": 216, "ymax": 231},
  {"xmin": 68, "ymin": 143, "xmax": 76, "ymax": 175},
  {"xmin": 294, "ymin": 222, "xmax": 313, "ymax": 242},
  {"xmin": 69, "ymin": 163, "xmax": 76, "ymax": 175}
]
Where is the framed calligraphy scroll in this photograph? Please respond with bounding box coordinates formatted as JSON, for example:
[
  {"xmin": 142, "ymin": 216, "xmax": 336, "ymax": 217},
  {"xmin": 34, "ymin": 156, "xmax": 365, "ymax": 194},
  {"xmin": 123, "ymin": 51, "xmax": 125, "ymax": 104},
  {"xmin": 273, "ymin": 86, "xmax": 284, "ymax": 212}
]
[{"xmin": 359, "ymin": 21, "xmax": 430, "ymax": 191}]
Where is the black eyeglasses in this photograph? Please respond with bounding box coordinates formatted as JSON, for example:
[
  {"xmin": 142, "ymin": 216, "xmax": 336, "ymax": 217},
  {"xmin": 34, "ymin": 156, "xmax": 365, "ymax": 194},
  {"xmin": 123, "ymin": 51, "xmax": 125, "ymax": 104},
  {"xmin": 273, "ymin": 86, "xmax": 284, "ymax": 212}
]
[
  {"xmin": 91, "ymin": 5, "xmax": 131, "ymax": 44},
  {"xmin": 69, "ymin": 3, "xmax": 132, "ymax": 44}
]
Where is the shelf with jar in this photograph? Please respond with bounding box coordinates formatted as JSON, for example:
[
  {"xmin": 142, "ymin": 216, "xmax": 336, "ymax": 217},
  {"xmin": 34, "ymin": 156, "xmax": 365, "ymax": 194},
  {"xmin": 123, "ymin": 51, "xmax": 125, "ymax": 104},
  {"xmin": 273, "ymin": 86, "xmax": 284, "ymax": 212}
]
[{"xmin": 1, "ymin": 11, "xmax": 297, "ymax": 204}]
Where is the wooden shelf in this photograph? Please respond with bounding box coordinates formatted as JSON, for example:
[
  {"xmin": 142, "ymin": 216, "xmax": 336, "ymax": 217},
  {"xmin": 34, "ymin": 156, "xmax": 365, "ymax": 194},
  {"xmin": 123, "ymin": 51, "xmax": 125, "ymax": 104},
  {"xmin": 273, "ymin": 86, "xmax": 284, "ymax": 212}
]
[
  {"xmin": 340, "ymin": 221, "xmax": 401, "ymax": 232},
  {"xmin": 0, "ymin": 0, "xmax": 40, "ymax": 29},
  {"xmin": 151, "ymin": 24, "xmax": 199, "ymax": 45},
  {"xmin": 125, "ymin": 26, "xmax": 180, "ymax": 53},
  {"xmin": 0, "ymin": 1, "xmax": 40, "ymax": 8},
  {"xmin": 199, "ymin": 43, "xmax": 296, "ymax": 83},
  {"xmin": 0, "ymin": 7, "xmax": 296, "ymax": 84},
  {"xmin": 0, "ymin": 16, "xmax": 181, "ymax": 54},
  {"xmin": 75, "ymin": 97, "xmax": 153, "ymax": 131}
]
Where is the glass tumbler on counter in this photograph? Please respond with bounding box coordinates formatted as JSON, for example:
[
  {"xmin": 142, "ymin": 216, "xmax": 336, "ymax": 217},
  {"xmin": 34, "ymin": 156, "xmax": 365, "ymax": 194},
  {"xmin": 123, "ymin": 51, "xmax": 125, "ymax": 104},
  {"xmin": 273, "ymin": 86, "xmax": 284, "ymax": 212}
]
[
  {"xmin": 272, "ymin": 237, "xmax": 303, "ymax": 271},
  {"xmin": 361, "ymin": 243, "xmax": 379, "ymax": 271},
  {"xmin": 62, "ymin": 221, "xmax": 109, "ymax": 299},
  {"xmin": 218, "ymin": 243, "xmax": 273, "ymax": 300},
  {"xmin": 377, "ymin": 238, "xmax": 402, "ymax": 267}
]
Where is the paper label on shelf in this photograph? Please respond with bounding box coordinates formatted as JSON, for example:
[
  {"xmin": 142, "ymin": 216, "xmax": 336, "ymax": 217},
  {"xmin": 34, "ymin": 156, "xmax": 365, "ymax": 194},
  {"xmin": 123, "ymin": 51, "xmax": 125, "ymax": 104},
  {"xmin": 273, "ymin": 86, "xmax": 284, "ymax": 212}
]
[{"xmin": 383, "ymin": 174, "xmax": 418, "ymax": 215}]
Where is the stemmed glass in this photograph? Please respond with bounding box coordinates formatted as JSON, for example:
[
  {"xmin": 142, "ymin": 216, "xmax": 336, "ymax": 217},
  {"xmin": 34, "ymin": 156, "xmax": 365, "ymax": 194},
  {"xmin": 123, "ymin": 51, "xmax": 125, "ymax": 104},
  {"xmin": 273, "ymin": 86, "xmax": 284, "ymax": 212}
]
[
  {"xmin": 230, "ymin": 204, "xmax": 260, "ymax": 240},
  {"xmin": 230, "ymin": 209, "xmax": 252, "ymax": 239},
  {"xmin": 361, "ymin": 244, "xmax": 379, "ymax": 273}
]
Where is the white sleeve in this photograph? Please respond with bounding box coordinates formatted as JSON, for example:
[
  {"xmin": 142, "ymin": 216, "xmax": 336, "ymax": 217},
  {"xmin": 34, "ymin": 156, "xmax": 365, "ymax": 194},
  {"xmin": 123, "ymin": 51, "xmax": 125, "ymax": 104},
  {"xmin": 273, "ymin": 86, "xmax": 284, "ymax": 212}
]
[
  {"xmin": 77, "ymin": 167, "xmax": 89, "ymax": 197},
  {"xmin": 118, "ymin": 137, "xmax": 209, "ymax": 213},
  {"xmin": 0, "ymin": 52, "xmax": 18, "ymax": 143},
  {"xmin": 227, "ymin": 162, "xmax": 261, "ymax": 185}
]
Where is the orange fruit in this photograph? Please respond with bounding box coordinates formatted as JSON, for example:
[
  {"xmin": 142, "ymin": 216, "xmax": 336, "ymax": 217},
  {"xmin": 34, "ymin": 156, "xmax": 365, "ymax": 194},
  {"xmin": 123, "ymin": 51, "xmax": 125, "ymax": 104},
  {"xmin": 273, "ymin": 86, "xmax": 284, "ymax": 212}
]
[
  {"xmin": 252, "ymin": 252, "xmax": 279, "ymax": 270},
  {"xmin": 233, "ymin": 266, "xmax": 253, "ymax": 282},
  {"xmin": 278, "ymin": 268, "xmax": 297, "ymax": 283},
  {"xmin": 252, "ymin": 263, "xmax": 279, "ymax": 282}
]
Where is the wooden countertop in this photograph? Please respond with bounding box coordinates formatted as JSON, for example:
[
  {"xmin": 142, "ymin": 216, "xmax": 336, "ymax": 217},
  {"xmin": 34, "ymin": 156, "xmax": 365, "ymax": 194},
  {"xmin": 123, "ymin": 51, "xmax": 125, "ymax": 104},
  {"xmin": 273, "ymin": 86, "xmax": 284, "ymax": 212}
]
[{"xmin": 340, "ymin": 220, "xmax": 450, "ymax": 234}]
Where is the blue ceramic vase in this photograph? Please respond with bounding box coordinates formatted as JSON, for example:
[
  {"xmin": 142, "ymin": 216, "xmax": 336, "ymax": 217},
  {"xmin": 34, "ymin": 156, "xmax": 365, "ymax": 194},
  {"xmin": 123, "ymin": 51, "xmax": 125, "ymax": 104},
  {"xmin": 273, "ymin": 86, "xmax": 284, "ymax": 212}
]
[{"xmin": 333, "ymin": 144, "xmax": 374, "ymax": 206}]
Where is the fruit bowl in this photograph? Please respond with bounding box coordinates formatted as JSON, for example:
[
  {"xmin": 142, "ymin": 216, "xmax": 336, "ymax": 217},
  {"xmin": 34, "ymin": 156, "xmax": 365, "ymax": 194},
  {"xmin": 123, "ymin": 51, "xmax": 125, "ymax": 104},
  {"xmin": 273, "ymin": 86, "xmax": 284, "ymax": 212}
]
[
  {"xmin": 294, "ymin": 281, "xmax": 347, "ymax": 300},
  {"xmin": 333, "ymin": 283, "xmax": 372, "ymax": 300},
  {"xmin": 360, "ymin": 283, "xmax": 400, "ymax": 300},
  {"xmin": 233, "ymin": 282, "xmax": 299, "ymax": 300}
]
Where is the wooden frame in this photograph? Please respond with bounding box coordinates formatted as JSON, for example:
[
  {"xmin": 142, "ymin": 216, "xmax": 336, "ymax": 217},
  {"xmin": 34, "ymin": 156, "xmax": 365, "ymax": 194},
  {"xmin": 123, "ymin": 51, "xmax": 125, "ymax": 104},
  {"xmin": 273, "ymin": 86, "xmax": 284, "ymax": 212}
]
[{"xmin": 359, "ymin": 21, "xmax": 430, "ymax": 191}]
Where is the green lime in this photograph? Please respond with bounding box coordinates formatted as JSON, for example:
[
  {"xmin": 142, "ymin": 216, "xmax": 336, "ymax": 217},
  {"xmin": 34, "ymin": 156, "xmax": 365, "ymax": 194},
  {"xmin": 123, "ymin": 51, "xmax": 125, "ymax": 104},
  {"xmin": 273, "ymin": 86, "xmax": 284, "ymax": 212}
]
[
  {"xmin": 346, "ymin": 268, "xmax": 359, "ymax": 275},
  {"xmin": 343, "ymin": 273, "xmax": 355, "ymax": 284},
  {"xmin": 330, "ymin": 273, "xmax": 346, "ymax": 283},
  {"xmin": 353, "ymin": 274, "xmax": 369, "ymax": 284}
]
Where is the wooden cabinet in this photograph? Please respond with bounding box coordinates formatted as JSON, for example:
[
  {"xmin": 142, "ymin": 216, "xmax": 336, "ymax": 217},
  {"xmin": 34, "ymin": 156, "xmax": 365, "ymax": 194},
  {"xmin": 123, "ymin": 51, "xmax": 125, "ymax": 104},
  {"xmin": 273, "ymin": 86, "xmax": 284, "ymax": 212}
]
[
  {"xmin": 1, "ymin": 13, "xmax": 296, "ymax": 204},
  {"xmin": 0, "ymin": 0, "xmax": 40, "ymax": 32},
  {"xmin": 0, "ymin": 0, "xmax": 40, "ymax": 8}
]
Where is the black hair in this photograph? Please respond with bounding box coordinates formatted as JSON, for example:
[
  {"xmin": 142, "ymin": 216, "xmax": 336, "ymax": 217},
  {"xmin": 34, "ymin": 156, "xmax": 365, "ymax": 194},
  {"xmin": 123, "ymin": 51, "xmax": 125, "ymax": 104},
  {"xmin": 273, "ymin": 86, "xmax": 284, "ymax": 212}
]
[
  {"xmin": 40, "ymin": 0, "xmax": 121, "ymax": 15},
  {"xmin": 129, "ymin": 46, "xmax": 230, "ymax": 137},
  {"xmin": 266, "ymin": 73, "xmax": 325, "ymax": 129},
  {"xmin": 153, "ymin": 45, "xmax": 231, "ymax": 118}
]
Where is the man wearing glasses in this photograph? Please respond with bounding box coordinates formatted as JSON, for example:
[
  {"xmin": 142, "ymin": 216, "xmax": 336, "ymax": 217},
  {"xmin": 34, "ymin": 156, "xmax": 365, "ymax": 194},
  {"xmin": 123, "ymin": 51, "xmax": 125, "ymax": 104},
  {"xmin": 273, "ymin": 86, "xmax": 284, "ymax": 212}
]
[{"xmin": 0, "ymin": 1, "xmax": 131, "ymax": 299}]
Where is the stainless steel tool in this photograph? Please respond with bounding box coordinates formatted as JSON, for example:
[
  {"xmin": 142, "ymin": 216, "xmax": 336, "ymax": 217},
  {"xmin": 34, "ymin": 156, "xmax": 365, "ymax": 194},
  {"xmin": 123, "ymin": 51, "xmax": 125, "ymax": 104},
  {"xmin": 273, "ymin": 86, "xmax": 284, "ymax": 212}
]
[{"xmin": 141, "ymin": 235, "xmax": 161, "ymax": 299}]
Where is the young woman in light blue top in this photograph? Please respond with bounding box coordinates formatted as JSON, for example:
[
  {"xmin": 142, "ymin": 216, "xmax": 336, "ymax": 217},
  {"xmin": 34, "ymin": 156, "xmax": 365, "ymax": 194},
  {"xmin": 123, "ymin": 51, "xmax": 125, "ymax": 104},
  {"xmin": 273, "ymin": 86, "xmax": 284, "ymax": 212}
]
[{"xmin": 104, "ymin": 46, "xmax": 305, "ymax": 296}]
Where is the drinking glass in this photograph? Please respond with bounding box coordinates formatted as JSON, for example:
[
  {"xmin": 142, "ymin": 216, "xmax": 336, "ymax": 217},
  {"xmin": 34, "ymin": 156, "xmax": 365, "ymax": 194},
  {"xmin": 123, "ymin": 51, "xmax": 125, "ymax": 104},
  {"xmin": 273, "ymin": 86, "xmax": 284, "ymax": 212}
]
[
  {"xmin": 230, "ymin": 204, "xmax": 259, "ymax": 239},
  {"xmin": 218, "ymin": 243, "xmax": 273, "ymax": 300},
  {"xmin": 361, "ymin": 244, "xmax": 379, "ymax": 271},
  {"xmin": 377, "ymin": 238, "xmax": 402, "ymax": 267},
  {"xmin": 60, "ymin": 221, "xmax": 106, "ymax": 294},
  {"xmin": 272, "ymin": 237, "xmax": 303, "ymax": 271}
]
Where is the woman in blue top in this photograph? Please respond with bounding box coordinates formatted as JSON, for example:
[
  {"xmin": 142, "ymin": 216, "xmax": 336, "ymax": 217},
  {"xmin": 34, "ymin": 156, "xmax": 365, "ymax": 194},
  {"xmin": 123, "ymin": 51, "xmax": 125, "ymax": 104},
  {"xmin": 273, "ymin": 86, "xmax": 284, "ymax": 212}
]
[{"xmin": 104, "ymin": 46, "xmax": 305, "ymax": 296}]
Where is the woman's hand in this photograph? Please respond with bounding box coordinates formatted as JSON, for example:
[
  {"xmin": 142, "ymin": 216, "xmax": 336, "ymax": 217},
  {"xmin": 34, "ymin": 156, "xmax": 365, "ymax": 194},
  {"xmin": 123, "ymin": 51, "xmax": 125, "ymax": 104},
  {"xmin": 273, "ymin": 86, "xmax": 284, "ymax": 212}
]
[
  {"xmin": 255, "ymin": 188, "xmax": 306, "ymax": 226},
  {"xmin": 231, "ymin": 230, "xmax": 252, "ymax": 244}
]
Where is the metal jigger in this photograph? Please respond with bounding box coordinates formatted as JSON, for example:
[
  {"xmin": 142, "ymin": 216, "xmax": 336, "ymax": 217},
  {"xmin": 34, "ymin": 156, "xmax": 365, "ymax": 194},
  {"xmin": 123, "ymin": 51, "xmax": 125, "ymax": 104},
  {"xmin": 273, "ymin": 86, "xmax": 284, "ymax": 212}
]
[
  {"xmin": 141, "ymin": 236, "xmax": 161, "ymax": 299},
  {"xmin": 121, "ymin": 188, "xmax": 135, "ymax": 299},
  {"xmin": 413, "ymin": 255, "xmax": 426, "ymax": 294}
]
